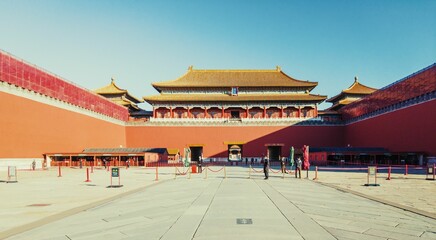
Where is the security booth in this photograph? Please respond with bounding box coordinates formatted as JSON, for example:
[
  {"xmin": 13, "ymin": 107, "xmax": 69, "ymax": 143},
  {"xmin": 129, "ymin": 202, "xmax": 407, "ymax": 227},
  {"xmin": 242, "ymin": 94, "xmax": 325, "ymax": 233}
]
[{"xmin": 426, "ymin": 163, "xmax": 435, "ymax": 180}]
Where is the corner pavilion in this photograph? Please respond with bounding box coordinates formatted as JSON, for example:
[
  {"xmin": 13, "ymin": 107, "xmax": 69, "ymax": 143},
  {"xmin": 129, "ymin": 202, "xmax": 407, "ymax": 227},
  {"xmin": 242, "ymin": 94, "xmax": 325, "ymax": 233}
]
[
  {"xmin": 143, "ymin": 66, "xmax": 327, "ymax": 120},
  {"xmin": 95, "ymin": 78, "xmax": 144, "ymax": 113},
  {"xmin": 326, "ymin": 77, "xmax": 377, "ymax": 111}
]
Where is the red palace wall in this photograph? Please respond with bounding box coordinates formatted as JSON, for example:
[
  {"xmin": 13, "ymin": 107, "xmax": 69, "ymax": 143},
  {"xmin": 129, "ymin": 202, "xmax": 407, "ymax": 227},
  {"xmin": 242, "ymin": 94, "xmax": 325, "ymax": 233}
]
[
  {"xmin": 0, "ymin": 51, "xmax": 129, "ymax": 121},
  {"xmin": 0, "ymin": 91, "xmax": 126, "ymax": 158},
  {"xmin": 344, "ymin": 100, "xmax": 436, "ymax": 156},
  {"xmin": 125, "ymin": 125, "xmax": 344, "ymax": 158}
]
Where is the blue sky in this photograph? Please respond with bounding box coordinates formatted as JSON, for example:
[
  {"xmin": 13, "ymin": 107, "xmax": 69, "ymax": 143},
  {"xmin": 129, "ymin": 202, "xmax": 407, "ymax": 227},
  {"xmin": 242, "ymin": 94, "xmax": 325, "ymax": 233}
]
[{"xmin": 1, "ymin": 0, "xmax": 435, "ymax": 109}]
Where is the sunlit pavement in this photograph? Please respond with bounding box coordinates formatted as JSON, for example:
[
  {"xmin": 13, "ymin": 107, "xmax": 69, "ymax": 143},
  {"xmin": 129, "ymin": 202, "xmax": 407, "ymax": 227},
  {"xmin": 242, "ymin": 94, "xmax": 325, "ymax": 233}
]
[{"xmin": 1, "ymin": 166, "xmax": 435, "ymax": 239}]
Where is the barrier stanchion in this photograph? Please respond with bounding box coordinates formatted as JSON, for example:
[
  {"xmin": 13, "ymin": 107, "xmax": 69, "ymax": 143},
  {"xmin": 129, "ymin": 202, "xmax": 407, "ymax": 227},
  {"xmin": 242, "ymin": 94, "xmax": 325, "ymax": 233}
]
[
  {"xmin": 365, "ymin": 166, "xmax": 380, "ymax": 186},
  {"xmin": 426, "ymin": 163, "xmax": 435, "ymax": 181},
  {"xmin": 224, "ymin": 165, "xmax": 227, "ymax": 179},
  {"xmin": 313, "ymin": 166, "xmax": 318, "ymax": 180},
  {"xmin": 84, "ymin": 167, "xmax": 91, "ymax": 182},
  {"xmin": 155, "ymin": 165, "xmax": 159, "ymax": 181},
  {"xmin": 386, "ymin": 166, "xmax": 391, "ymax": 180},
  {"xmin": 205, "ymin": 166, "xmax": 208, "ymax": 179},
  {"xmin": 91, "ymin": 164, "xmax": 94, "ymax": 173},
  {"xmin": 7, "ymin": 166, "xmax": 18, "ymax": 183},
  {"xmin": 248, "ymin": 165, "xmax": 251, "ymax": 179},
  {"xmin": 58, "ymin": 165, "xmax": 62, "ymax": 177},
  {"xmin": 404, "ymin": 164, "xmax": 408, "ymax": 175}
]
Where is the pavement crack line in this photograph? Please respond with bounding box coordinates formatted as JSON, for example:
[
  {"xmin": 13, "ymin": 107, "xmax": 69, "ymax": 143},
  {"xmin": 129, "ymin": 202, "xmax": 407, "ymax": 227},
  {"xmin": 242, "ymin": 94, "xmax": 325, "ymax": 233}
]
[
  {"xmin": 254, "ymin": 179, "xmax": 337, "ymax": 240},
  {"xmin": 159, "ymin": 179, "xmax": 223, "ymax": 240},
  {"xmin": 191, "ymin": 179, "xmax": 224, "ymax": 240}
]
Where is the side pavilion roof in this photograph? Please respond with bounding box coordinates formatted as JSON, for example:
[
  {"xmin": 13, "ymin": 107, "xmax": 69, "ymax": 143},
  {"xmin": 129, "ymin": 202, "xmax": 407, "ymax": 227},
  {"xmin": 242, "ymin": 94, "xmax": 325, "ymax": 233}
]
[
  {"xmin": 94, "ymin": 79, "xmax": 143, "ymax": 103},
  {"xmin": 327, "ymin": 77, "xmax": 377, "ymax": 103},
  {"xmin": 152, "ymin": 66, "xmax": 318, "ymax": 92}
]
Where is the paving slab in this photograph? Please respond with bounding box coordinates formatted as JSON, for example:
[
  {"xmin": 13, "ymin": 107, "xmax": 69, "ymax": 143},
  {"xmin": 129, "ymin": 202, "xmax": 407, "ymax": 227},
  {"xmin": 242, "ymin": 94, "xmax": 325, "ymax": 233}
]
[{"xmin": 1, "ymin": 166, "xmax": 435, "ymax": 239}]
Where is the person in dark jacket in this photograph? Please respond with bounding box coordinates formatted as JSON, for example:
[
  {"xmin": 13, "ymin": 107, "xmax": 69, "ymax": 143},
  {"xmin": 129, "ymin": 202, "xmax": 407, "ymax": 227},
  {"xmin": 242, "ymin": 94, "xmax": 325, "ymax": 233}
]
[
  {"xmin": 295, "ymin": 157, "xmax": 302, "ymax": 178},
  {"xmin": 263, "ymin": 156, "xmax": 269, "ymax": 179}
]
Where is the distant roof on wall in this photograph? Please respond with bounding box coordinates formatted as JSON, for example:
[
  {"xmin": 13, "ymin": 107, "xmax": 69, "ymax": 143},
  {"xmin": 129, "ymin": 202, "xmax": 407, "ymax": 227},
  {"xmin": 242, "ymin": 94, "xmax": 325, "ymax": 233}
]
[
  {"xmin": 144, "ymin": 93, "xmax": 327, "ymax": 103},
  {"xmin": 95, "ymin": 79, "xmax": 143, "ymax": 103},
  {"xmin": 83, "ymin": 148, "xmax": 168, "ymax": 154},
  {"xmin": 327, "ymin": 77, "xmax": 377, "ymax": 103},
  {"xmin": 152, "ymin": 66, "xmax": 318, "ymax": 92}
]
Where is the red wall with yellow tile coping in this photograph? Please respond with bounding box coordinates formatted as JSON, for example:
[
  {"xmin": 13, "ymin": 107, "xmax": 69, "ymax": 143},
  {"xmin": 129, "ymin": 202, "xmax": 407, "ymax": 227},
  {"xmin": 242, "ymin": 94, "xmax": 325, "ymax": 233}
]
[
  {"xmin": 0, "ymin": 91, "xmax": 126, "ymax": 158},
  {"xmin": 1, "ymin": 89, "xmax": 434, "ymax": 158},
  {"xmin": 344, "ymin": 99, "xmax": 436, "ymax": 156}
]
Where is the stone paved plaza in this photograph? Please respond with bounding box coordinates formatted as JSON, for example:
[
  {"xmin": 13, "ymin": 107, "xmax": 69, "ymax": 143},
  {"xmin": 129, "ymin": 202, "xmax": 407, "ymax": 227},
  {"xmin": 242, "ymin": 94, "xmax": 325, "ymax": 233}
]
[{"xmin": 0, "ymin": 166, "xmax": 435, "ymax": 239}]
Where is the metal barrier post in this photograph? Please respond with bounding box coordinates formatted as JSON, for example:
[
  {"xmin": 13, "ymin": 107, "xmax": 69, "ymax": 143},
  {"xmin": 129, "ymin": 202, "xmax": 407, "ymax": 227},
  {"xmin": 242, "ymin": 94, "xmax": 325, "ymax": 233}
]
[
  {"xmin": 224, "ymin": 165, "xmax": 227, "ymax": 179},
  {"xmin": 58, "ymin": 165, "xmax": 62, "ymax": 177},
  {"xmin": 313, "ymin": 166, "xmax": 318, "ymax": 180},
  {"xmin": 248, "ymin": 165, "xmax": 251, "ymax": 179},
  {"xmin": 386, "ymin": 166, "xmax": 391, "ymax": 180},
  {"xmin": 84, "ymin": 168, "xmax": 91, "ymax": 182},
  {"xmin": 404, "ymin": 164, "xmax": 408, "ymax": 175},
  {"xmin": 155, "ymin": 165, "xmax": 158, "ymax": 181}
]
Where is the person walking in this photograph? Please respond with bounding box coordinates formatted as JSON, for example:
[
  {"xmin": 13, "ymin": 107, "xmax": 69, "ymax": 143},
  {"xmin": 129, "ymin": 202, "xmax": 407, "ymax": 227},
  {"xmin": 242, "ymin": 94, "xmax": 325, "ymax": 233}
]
[
  {"xmin": 280, "ymin": 156, "xmax": 286, "ymax": 173},
  {"xmin": 295, "ymin": 157, "xmax": 302, "ymax": 178},
  {"xmin": 263, "ymin": 156, "xmax": 270, "ymax": 179},
  {"xmin": 198, "ymin": 155, "xmax": 203, "ymax": 173}
]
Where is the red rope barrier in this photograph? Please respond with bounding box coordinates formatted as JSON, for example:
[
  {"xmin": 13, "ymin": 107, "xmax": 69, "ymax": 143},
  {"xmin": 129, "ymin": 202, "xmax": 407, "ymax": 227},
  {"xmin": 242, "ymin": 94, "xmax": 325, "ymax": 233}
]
[
  {"xmin": 175, "ymin": 167, "xmax": 189, "ymax": 175},
  {"xmin": 318, "ymin": 167, "xmax": 368, "ymax": 171},
  {"xmin": 250, "ymin": 167, "xmax": 264, "ymax": 173},
  {"xmin": 269, "ymin": 168, "xmax": 281, "ymax": 174},
  {"xmin": 206, "ymin": 166, "xmax": 224, "ymax": 173}
]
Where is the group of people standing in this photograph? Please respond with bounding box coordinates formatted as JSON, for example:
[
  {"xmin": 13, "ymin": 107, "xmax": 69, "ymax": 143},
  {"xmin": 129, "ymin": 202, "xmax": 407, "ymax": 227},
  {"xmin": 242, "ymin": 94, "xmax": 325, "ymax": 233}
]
[{"xmin": 263, "ymin": 156, "xmax": 303, "ymax": 180}]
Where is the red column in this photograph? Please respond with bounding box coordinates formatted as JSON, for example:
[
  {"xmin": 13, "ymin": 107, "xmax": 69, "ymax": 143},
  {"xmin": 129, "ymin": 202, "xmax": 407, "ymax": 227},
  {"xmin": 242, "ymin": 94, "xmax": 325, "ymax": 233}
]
[
  {"xmin": 222, "ymin": 106, "xmax": 225, "ymax": 118},
  {"xmin": 263, "ymin": 106, "xmax": 267, "ymax": 118},
  {"xmin": 188, "ymin": 107, "xmax": 191, "ymax": 118},
  {"xmin": 315, "ymin": 105, "xmax": 318, "ymax": 117},
  {"xmin": 246, "ymin": 107, "xmax": 249, "ymax": 118},
  {"xmin": 153, "ymin": 107, "xmax": 156, "ymax": 118},
  {"xmin": 170, "ymin": 107, "xmax": 173, "ymax": 118},
  {"xmin": 281, "ymin": 106, "xmax": 284, "ymax": 118},
  {"xmin": 298, "ymin": 107, "xmax": 301, "ymax": 118},
  {"xmin": 204, "ymin": 107, "xmax": 207, "ymax": 118}
]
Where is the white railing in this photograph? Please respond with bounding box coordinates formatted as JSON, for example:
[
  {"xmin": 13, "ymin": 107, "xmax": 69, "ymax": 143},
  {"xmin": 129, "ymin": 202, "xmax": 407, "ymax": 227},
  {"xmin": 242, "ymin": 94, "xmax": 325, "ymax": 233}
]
[{"xmin": 130, "ymin": 116, "xmax": 325, "ymax": 126}]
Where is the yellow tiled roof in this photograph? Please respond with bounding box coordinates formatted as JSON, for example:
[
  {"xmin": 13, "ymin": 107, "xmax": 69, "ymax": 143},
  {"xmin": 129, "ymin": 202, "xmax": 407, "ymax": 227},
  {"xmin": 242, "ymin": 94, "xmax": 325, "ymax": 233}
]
[
  {"xmin": 144, "ymin": 93, "xmax": 327, "ymax": 103},
  {"xmin": 95, "ymin": 79, "xmax": 127, "ymax": 94},
  {"xmin": 95, "ymin": 79, "xmax": 143, "ymax": 103},
  {"xmin": 343, "ymin": 79, "xmax": 377, "ymax": 94},
  {"xmin": 152, "ymin": 67, "xmax": 318, "ymax": 91},
  {"xmin": 327, "ymin": 98, "xmax": 357, "ymax": 111},
  {"xmin": 167, "ymin": 148, "xmax": 180, "ymax": 155},
  {"xmin": 326, "ymin": 77, "xmax": 377, "ymax": 103},
  {"xmin": 113, "ymin": 97, "xmax": 140, "ymax": 110}
]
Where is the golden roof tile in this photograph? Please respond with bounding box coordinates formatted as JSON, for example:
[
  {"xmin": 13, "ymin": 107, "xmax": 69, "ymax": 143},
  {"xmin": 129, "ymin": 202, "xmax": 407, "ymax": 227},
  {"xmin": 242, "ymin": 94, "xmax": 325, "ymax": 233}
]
[
  {"xmin": 167, "ymin": 148, "xmax": 180, "ymax": 155},
  {"xmin": 95, "ymin": 78, "xmax": 144, "ymax": 103},
  {"xmin": 326, "ymin": 77, "xmax": 377, "ymax": 103},
  {"xmin": 152, "ymin": 67, "xmax": 318, "ymax": 91},
  {"xmin": 143, "ymin": 93, "xmax": 327, "ymax": 103}
]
